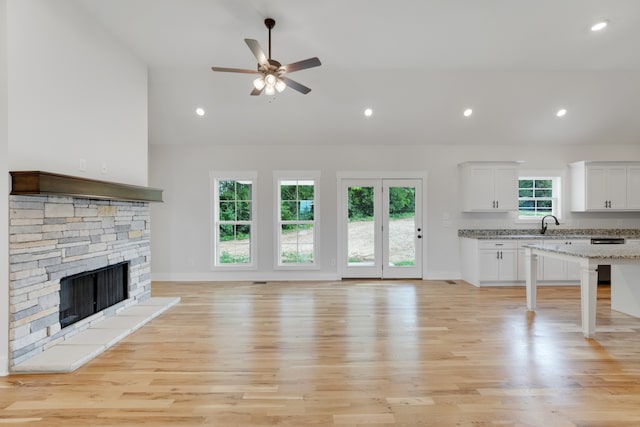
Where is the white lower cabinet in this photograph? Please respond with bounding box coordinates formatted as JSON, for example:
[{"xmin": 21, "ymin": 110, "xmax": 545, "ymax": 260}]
[
  {"xmin": 478, "ymin": 241, "xmax": 517, "ymax": 282},
  {"xmin": 516, "ymin": 240, "xmax": 543, "ymax": 281},
  {"xmin": 542, "ymin": 239, "xmax": 590, "ymax": 281},
  {"xmin": 461, "ymin": 237, "xmax": 591, "ymax": 286}
]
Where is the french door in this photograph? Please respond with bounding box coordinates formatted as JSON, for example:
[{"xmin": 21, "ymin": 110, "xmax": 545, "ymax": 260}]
[{"xmin": 341, "ymin": 179, "xmax": 423, "ymax": 278}]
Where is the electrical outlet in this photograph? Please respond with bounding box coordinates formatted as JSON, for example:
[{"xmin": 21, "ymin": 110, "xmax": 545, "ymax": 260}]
[
  {"xmin": 101, "ymin": 162, "xmax": 108, "ymax": 174},
  {"xmin": 79, "ymin": 158, "xmax": 87, "ymax": 171}
]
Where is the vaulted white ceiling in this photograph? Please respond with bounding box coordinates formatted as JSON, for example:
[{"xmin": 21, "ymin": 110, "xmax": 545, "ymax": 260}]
[{"xmin": 76, "ymin": 0, "xmax": 640, "ymax": 147}]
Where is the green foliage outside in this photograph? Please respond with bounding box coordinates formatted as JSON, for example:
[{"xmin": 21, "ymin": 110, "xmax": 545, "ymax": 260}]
[
  {"xmin": 518, "ymin": 179, "xmax": 553, "ymax": 217},
  {"xmin": 280, "ymin": 183, "xmax": 314, "ymax": 221},
  {"xmin": 348, "ymin": 186, "xmax": 415, "ymax": 221},
  {"xmin": 219, "ymin": 224, "xmax": 250, "ymax": 242},
  {"xmin": 281, "ymin": 252, "xmax": 314, "ymax": 264},
  {"xmin": 219, "ymin": 251, "xmax": 250, "ymax": 264}
]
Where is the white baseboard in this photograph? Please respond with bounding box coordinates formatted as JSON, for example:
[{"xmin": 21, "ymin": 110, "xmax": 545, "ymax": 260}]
[{"xmin": 151, "ymin": 271, "xmax": 341, "ymax": 282}]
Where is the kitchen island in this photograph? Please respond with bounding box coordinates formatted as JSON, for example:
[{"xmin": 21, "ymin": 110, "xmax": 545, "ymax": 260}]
[{"xmin": 525, "ymin": 243, "xmax": 640, "ymax": 338}]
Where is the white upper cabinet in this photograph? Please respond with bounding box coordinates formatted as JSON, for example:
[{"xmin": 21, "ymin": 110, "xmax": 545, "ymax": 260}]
[
  {"xmin": 570, "ymin": 161, "xmax": 640, "ymax": 212},
  {"xmin": 459, "ymin": 162, "xmax": 519, "ymax": 212},
  {"xmin": 627, "ymin": 166, "xmax": 640, "ymax": 210}
]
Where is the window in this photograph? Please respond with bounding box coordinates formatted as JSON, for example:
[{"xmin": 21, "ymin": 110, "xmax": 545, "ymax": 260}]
[
  {"xmin": 518, "ymin": 176, "xmax": 561, "ymax": 220},
  {"xmin": 211, "ymin": 173, "xmax": 257, "ymax": 268},
  {"xmin": 276, "ymin": 172, "xmax": 319, "ymax": 267}
]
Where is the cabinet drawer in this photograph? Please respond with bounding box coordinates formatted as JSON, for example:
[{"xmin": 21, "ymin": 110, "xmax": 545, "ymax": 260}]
[
  {"xmin": 479, "ymin": 240, "xmax": 517, "ymax": 250},
  {"xmin": 517, "ymin": 240, "xmax": 541, "ymax": 249}
]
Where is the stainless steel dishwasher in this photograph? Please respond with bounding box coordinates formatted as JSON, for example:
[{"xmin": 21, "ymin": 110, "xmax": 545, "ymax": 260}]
[{"xmin": 591, "ymin": 237, "xmax": 625, "ymax": 284}]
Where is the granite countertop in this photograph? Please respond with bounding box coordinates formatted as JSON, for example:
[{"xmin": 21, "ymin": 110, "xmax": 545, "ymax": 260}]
[
  {"xmin": 525, "ymin": 243, "xmax": 640, "ymax": 260},
  {"xmin": 458, "ymin": 229, "xmax": 640, "ymax": 240}
]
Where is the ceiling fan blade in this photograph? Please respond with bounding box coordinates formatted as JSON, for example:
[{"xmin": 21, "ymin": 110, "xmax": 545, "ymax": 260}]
[
  {"xmin": 281, "ymin": 76, "xmax": 312, "ymax": 94},
  {"xmin": 244, "ymin": 39, "xmax": 268, "ymax": 66},
  {"xmin": 212, "ymin": 66, "xmax": 259, "ymax": 74},
  {"xmin": 282, "ymin": 57, "xmax": 321, "ymax": 73},
  {"xmin": 250, "ymin": 86, "xmax": 264, "ymax": 96}
]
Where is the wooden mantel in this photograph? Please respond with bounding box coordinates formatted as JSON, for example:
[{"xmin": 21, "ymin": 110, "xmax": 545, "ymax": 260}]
[{"xmin": 10, "ymin": 171, "xmax": 163, "ymax": 202}]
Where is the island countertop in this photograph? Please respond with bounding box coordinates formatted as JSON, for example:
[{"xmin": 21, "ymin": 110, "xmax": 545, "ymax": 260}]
[{"xmin": 524, "ymin": 243, "xmax": 640, "ymax": 260}]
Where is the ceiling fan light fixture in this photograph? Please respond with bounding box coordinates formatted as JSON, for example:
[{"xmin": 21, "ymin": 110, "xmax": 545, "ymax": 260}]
[
  {"xmin": 253, "ymin": 77, "xmax": 266, "ymax": 90},
  {"xmin": 265, "ymin": 85, "xmax": 276, "ymax": 96},
  {"xmin": 265, "ymin": 73, "xmax": 277, "ymax": 87},
  {"xmin": 275, "ymin": 79, "xmax": 286, "ymax": 93}
]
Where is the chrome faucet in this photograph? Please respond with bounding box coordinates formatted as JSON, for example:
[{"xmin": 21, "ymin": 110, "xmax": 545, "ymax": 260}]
[{"xmin": 540, "ymin": 214, "xmax": 560, "ymax": 234}]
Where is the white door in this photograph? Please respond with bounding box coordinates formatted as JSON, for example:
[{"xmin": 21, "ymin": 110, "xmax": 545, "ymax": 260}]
[{"xmin": 341, "ymin": 179, "xmax": 423, "ymax": 278}]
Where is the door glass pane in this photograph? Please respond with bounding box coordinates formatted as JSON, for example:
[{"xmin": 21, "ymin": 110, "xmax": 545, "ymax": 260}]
[
  {"xmin": 347, "ymin": 186, "xmax": 375, "ymax": 266},
  {"xmin": 388, "ymin": 186, "xmax": 416, "ymax": 267}
]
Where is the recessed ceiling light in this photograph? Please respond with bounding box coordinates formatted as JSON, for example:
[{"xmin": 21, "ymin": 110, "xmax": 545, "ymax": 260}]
[
  {"xmin": 364, "ymin": 108, "xmax": 373, "ymax": 117},
  {"xmin": 556, "ymin": 108, "xmax": 567, "ymax": 117},
  {"xmin": 463, "ymin": 108, "xmax": 473, "ymax": 117},
  {"xmin": 591, "ymin": 21, "xmax": 608, "ymax": 32},
  {"xmin": 195, "ymin": 107, "xmax": 205, "ymax": 116}
]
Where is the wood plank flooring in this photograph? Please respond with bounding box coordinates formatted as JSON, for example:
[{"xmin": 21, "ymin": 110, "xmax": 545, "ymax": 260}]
[{"xmin": 2, "ymin": 280, "xmax": 640, "ymax": 426}]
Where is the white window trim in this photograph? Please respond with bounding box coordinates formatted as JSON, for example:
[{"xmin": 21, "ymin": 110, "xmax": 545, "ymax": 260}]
[
  {"xmin": 274, "ymin": 170, "xmax": 321, "ymax": 270},
  {"xmin": 515, "ymin": 170, "xmax": 564, "ymax": 223},
  {"xmin": 210, "ymin": 171, "xmax": 258, "ymax": 270}
]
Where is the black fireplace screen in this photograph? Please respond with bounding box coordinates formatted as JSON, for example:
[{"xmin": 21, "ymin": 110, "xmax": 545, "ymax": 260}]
[{"xmin": 59, "ymin": 262, "xmax": 129, "ymax": 328}]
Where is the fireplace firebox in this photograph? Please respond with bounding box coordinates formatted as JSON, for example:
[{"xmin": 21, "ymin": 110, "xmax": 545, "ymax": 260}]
[{"xmin": 59, "ymin": 262, "xmax": 129, "ymax": 329}]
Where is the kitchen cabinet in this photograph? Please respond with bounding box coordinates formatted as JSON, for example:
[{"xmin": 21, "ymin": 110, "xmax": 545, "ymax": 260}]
[
  {"xmin": 462, "ymin": 236, "xmax": 593, "ymax": 286},
  {"xmin": 479, "ymin": 241, "xmax": 517, "ymax": 281},
  {"xmin": 460, "ymin": 238, "xmax": 516, "ymax": 286},
  {"xmin": 542, "ymin": 239, "xmax": 590, "ymax": 281},
  {"xmin": 627, "ymin": 166, "xmax": 640, "ymax": 210},
  {"xmin": 459, "ymin": 162, "xmax": 519, "ymax": 212},
  {"xmin": 570, "ymin": 161, "xmax": 640, "ymax": 211},
  {"xmin": 516, "ymin": 240, "xmax": 544, "ymax": 281}
]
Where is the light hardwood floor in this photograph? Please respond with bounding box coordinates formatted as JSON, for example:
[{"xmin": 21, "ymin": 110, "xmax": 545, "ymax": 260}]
[{"xmin": 2, "ymin": 280, "xmax": 640, "ymax": 426}]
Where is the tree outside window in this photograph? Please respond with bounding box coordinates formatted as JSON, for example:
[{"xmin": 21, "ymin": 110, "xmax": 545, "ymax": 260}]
[
  {"xmin": 278, "ymin": 179, "xmax": 316, "ymax": 266},
  {"xmin": 518, "ymin": 178, "xmax": 557, "ymax": 219},
  {"xmin": 213, "ymin": 176, "xmax": 255, "ymax": 267}
]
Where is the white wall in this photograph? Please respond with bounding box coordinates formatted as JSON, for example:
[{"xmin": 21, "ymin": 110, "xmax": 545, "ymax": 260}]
[
  {"xmin": 2, "ymin": 0, "xmax": 149, "ymax": 375},
  {"xmin": 0, "ymin": 0, "xmax": 9, "ymax": 376},
  {"xmin": 149, "ymin": 143, "xmax": 640, "ymax": 281},
  {"xmin": 7, "ymin": 0, "xmax": 148, "ymax": 185}
]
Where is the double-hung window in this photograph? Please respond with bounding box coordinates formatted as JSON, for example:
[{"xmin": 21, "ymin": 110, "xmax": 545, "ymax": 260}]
[
  {"xmin": 518, "ymin": 176, "xmax": 562, "ymax": 220},
  {"xmin": 275, "ymin": 172, "xmax": 319, "ymax": 268},
  {"xmin": 211, "ymin": 172, "xmax": 257, "ymax": 269}
]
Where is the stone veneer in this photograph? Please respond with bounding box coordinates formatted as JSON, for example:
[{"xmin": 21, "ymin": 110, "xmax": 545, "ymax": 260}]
[{"xmin": 8, "ymin": 195, "xmax": 151, "ymax": 368}]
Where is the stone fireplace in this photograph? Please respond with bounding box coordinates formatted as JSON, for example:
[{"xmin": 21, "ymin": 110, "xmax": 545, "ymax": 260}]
[{"xmin": 8, "ymin": 171, "xmax": 163, "ymax": 369}]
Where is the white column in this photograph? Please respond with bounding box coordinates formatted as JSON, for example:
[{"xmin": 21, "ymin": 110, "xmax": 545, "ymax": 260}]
[
  {"xmin": 525, "ymin": 248, "xmax": 538, "ymax": 311},
  {"xmin": 579, "ymin": 260, "xmax": 598, "ymax": 338}
]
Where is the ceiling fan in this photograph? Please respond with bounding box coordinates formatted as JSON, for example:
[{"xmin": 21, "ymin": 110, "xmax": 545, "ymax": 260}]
[{"xmin": 211, "ymin": 18, "xmax": 321, "ymax": 96}]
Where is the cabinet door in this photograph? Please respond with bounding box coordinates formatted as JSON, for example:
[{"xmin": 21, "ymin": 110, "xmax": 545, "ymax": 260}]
[
  {"xmin": 499, "ymin": 249, "xmax": 517, "ymax": 281},
  {"xmin": 517, "ymin": 249, "xmax": 545, "ymax": 281},
  {"xmin": 542, "ymin": 256, "xmax": 566, "ymax": 281},
  {"xmin": 493, "ymin": 167, "xmax": 518, "ymax": 211},
  {"xmin": 585, "ymin": 166, "xmax": 608, "ymax": 210},
  {"xmin": 479, "ymin": 250, "xmax": 500, "ymax": 281},
  {"xmin": 607, "ymin": 167, "xmax": 627, "ymax": 209},
  {"xmin": 467, "ymin": 167, "xmax": 496, "ymax": 210},
  {"xmin": 626, "ymin": 166, "xmax": 640, "ymax": 210},
  {"xmin": 566, "ymin": 240, "xmax": 590, "ymax": 280}
]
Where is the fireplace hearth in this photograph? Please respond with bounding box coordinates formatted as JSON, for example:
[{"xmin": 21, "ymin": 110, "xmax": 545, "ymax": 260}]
[{"xmin": 59, "ymin": 262, "xmax": 129, "ymax": 329}]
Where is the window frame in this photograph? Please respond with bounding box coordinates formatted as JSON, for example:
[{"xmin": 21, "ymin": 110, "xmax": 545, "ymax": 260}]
[
  {"xmin": 210, "ymin": 171, "xmax": 258, "ymax": 270},
  {"xmin": 516, "ymin": 172, "xmax": 563, "ymax": 223},
  {"xmin": 274, "ymin": 171, "xmax": 321, "ymax": 270}
]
